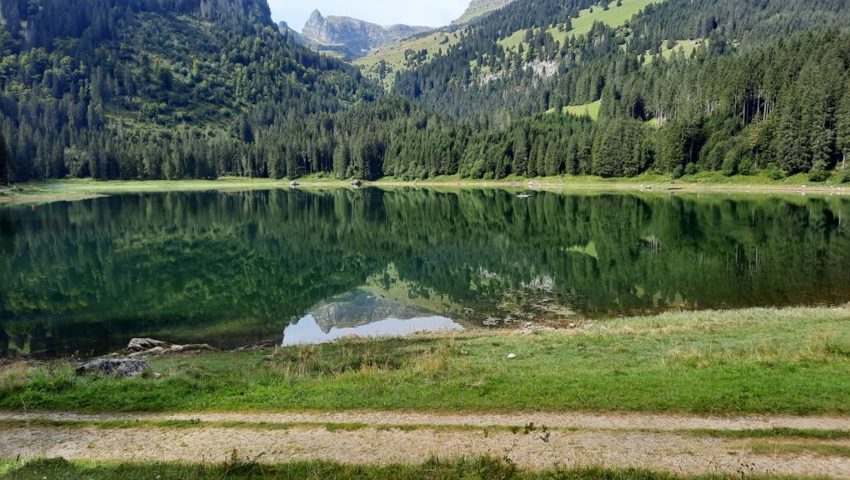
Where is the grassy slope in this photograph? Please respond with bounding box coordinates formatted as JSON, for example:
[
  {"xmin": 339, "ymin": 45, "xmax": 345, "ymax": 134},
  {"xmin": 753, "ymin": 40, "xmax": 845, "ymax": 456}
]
[
  {"xmin": 454, "ymin": 1, "xmax": 513, "ymax": 25},
  {"xmin": 0, "ymin": 458, "xmax": 806, "ymax": 480},
  {"xmin": 643, "ymin": 39, "xmax": 706, "ymax": 65},
  {"xmin": 3, "ymin": 306, "xmax": 850, "ymax": 414},
  {"xmin": 560, "ymin": 100, "xmax": 602, "ymax": 119},
  {"xmin": 354, "ymin": 31, "xmax": 462, "ymax": 86},
  {"xmin": 499, "ymin": 0, "xmax": 662, "ymax": 51}
]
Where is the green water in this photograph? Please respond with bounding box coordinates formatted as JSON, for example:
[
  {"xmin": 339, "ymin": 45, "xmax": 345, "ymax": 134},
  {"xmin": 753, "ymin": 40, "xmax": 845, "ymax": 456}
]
[{"xmin": 1, "ymin": 189, "xmax": 849, "ymax": 357}]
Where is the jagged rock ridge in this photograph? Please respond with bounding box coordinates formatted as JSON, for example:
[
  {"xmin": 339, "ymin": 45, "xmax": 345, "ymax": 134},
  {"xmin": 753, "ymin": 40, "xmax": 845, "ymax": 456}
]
[{"xmin": 300, "ymin": 10, "xmax": 431, "ymax": 59}]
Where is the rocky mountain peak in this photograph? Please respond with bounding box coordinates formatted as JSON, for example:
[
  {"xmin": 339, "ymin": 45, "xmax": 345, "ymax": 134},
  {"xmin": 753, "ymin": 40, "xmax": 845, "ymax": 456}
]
[{"xmin": 300, "ymin": 11, "xmax": 431, "ymax": 60}]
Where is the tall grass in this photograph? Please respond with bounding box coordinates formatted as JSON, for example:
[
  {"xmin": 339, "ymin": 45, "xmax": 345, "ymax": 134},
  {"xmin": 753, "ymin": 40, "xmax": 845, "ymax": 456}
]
[{"xmin": 2, "ymin": 307, "xmax": 850, "ymax": 414}]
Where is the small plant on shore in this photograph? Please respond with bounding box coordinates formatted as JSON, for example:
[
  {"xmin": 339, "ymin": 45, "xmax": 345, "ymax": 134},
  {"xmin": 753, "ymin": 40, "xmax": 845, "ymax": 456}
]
[{"xmin": 220, "ymin": 449, "xmax": 265, "ymax": 477}]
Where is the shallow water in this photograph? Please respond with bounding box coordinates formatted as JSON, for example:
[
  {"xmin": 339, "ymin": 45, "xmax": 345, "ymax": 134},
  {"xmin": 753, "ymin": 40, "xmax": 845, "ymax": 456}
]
[{"xmin": 1, "ymin": 188, "xmax": 849, "ymax": 357}]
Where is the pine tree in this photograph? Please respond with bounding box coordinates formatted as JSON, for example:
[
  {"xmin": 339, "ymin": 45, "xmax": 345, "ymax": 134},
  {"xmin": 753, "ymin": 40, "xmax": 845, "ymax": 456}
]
[
  {"xmin": 838, "ymin": 82, "xmax": 850, "ymax": 171},
  {"xmin": 0, "ymin": 132, "xmax": 8, "ymax": 184},
  {"xmin": 513, "ymin": 130, "xmax": 529, "ymax": 176}
]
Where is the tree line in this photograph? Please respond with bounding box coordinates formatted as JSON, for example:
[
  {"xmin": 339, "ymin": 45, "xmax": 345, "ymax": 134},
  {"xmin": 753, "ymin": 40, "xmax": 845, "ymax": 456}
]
[{"xmin": 1, "ymin": 0, "xmax": 850, "ymax": 183}]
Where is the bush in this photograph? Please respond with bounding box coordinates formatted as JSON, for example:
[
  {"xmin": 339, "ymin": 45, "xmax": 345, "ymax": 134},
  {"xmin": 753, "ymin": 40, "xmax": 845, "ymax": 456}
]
[
  {"xmin": 766, "ymin": 165, "xmax": 786, "ymax": 181},
  {"xmin": 839, "ymin": 170, "xmax": 850, "ymax": 184},
  {"xmin": 671, "ymin": 165, "xmax": 684, "ymax": 179},
  {"xmin": 683, "ymin": 163, "xmax": 699, "ymax": 176},
  {"xmin": 721, "ymin": 156, "xmax": 738, "ymax": 176},
  {"xmin": 808, "ymin": 169, "xmax": 830, "ymax": 182}
]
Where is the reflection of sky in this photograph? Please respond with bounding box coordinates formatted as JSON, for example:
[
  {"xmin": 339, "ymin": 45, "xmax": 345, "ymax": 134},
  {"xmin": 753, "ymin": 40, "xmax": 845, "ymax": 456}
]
[{"xmin": 283, "ymin": 314, "xmax": 463, "ymax": 346}]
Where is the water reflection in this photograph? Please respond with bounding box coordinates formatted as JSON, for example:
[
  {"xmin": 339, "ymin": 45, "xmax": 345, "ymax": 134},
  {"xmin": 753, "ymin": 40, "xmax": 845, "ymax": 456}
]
[
  {"xmin": 283, "ymin": 315, "xmax": 462, "ymax": 346},
  {"xmin": 1, "ymin": 188, "xmax": 849, "ymax": 358},
  {"xmin": 282, "ymin": 289, "xmax": 462, "ymax": 345}
]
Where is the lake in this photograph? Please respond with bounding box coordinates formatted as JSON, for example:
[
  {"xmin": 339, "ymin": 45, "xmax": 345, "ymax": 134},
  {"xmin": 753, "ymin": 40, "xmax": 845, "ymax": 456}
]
[{"xmin": 2, "ymin": 188, "xmax": 849, "ymax": 358}]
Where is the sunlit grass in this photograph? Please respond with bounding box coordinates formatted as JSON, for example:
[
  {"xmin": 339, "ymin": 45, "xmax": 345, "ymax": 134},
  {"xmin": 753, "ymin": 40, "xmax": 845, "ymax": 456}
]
[
  {"xmin": 499, "ymin": 0, "xmax": 662, "ymax": 51},
  {"xmin": 3, "ymin": 306, "xmax": 850, "ymax": 414},
  {"xmin": 0, "ymin": 457, "xmax": 813, "ymax": 480}
]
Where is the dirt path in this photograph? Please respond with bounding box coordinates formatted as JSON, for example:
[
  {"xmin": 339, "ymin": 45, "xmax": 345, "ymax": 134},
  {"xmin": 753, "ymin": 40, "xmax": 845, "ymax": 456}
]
[
  {"xmin": 3, "ymin": 410, "xmax": 850, "ymax": 431},
  {"xmin": 2, "ymin": 411, "xmax": 850, "ymax": 478}
]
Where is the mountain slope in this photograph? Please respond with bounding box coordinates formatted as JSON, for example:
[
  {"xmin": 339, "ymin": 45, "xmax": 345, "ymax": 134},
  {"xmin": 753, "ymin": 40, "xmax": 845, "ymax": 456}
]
[
  {"xmin": 454, "ymin": 0, "xmax": 518, "ymax": 25},
  {"xmin": 0, "ymin": 0, "xmax": 379, "ymax": 180},
  {"xmin": 2, "ymin": 0, "xmax": 850, "ymax": 185},
  {"xmin": 394, "ymin": 0, "xmax": 850, "ymax": 117},
  {"xmin": 300, "ymin": 10, "xmax": 432, "ymax": 60}
]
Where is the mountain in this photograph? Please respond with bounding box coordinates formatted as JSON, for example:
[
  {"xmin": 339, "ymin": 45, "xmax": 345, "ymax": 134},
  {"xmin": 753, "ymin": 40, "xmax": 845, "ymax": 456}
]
[
  {"xmin": 300, "ymin": 10, "xmax": 432, "ymax": 60},
  {"xmin": 0, "ymin": 0, "xmax": 379, "ymax": 181},
  {"xmin": 2, "ymin": 0, "xmax": 850, "ymax": 186},
  {"xmin": 454, "ymin": 0, "xmax": 517, "ymax": 24}
]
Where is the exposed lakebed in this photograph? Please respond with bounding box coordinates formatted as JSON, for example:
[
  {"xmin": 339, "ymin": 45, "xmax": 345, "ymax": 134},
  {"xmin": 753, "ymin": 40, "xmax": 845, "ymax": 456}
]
[{"xmin": 1, "ymin": 188, "xmax": 849, "ymax": 357}]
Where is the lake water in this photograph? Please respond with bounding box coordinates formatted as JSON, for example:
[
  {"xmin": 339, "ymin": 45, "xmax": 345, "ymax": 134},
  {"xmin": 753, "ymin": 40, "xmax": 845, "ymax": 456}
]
[{"xmin": 2, "ymin": 188, "xmax": 849, "ymax": 358}]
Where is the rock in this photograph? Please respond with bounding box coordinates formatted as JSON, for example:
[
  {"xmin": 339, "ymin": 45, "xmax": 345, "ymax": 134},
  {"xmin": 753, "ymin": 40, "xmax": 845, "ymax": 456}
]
[
  {"xmin": 128, "ymin": 346, "xmax": 165, "ymax": 358},
  {"xmin": 568, "ymin": 323, "xmax": 577, "ymax": 329},
  {"xmin": 128, "ymin": 338, "xmax": 168, "ymax": 352},
  {"xmin": 126, "ymin": 338, "xmax": 216, "ymax": 357},
  {"xmin": 301, "ymin": 10, "xmax": 432, "ymax": 60},
  {"xmin": 179, "ymin": 344, "xmax": 215, "ymax": 352},
  {"xmin": 507, "ymin": 353, "xmax": 517, "ymax": 360},
  {"xmin": 76, "ymin": 358, "xmax": 149, "ymax": 378}
]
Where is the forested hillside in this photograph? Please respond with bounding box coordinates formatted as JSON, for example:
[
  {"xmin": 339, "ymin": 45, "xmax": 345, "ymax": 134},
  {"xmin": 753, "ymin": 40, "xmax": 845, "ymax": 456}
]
[
  {"xmin": 0, "ymin": 0, "xmax": 378, "ymax": 181},
  {"xmin": 1, "ymin": 0, "xmax": 850, "ymax": 183}
]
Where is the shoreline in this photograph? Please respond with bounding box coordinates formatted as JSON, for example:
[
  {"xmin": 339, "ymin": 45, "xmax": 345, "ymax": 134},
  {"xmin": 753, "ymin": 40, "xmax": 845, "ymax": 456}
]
[
  {"xmin": 3, "ymin": 305, "xmax": 850, "ymax": 415},
  {"xmin": 1, "ymin": 176, "xmax": 848, "ymax": 205}
]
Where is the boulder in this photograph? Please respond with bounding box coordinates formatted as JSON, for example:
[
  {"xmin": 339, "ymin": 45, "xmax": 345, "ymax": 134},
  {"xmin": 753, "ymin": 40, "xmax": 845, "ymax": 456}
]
[
  {"xmin": 178, "ymin": 344, "xmax": 215, "ymax": 352},
  {"xmin": 76, "ymin": 358, "xmax": 149, "ymax": 378},
  {"xmin": 128, "ymin": 338, "xmax": 168, "ymax": 352}
]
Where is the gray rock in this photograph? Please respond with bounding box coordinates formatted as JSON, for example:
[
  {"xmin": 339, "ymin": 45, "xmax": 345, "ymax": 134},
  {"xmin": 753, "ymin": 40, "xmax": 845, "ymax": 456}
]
[
  {"xmin": 180, "ymin": 344, "xmax": 215, "ymax": 352},
  {"xmin": 301, "ymin": 10, "xmax": 431, "ymax": 60},
  {"xmin": 76, "ymin": 358, "xmax": 149, "ymax": 378},
  {"xmin": 128, "ymin": 338, "xmax": 168, "ymax": 352}
]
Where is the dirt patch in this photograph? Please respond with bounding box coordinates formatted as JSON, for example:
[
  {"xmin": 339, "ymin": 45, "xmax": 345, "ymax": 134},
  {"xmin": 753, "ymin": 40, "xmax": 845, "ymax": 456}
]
[
  {"xmin": 2, "ymin": 411, "xmax": 850, "ymax": 478},
  {"xmin": 1, "ymin": 424, "xmax": 849, "ymax": 478},
  {"xmin": 4, "ymin": 410, "xmax": 850, "ymax": 432}
]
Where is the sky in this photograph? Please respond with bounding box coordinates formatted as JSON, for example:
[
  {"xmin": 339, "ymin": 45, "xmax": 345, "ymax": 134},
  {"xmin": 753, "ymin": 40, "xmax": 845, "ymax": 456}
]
[{"xmin": 269, "ymin": 0, "xmax": 471, "ymax": 30}]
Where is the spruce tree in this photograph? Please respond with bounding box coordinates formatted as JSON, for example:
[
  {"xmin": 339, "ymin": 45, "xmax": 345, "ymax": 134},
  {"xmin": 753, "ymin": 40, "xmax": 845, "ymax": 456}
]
[
  {"xmin": 0, "ymin": 132, "xmax": 7, "ymax": 184},
  {"xmin": 838, "ymin": 82, "xmax": 850, "ymax": 171}
]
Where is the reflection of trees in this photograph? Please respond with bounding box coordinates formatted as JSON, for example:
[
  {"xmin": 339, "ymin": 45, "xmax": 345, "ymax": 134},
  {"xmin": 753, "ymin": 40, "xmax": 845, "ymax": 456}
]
[{"xmin": 1, "ymin": 189, "xmax": 849, "ymax": 357}]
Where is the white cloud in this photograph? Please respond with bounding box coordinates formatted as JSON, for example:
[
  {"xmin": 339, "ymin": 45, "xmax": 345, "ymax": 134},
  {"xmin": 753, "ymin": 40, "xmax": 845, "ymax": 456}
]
[{"xmin": 270, "ymin": 0, "xmax": 470, "ymax": 30}]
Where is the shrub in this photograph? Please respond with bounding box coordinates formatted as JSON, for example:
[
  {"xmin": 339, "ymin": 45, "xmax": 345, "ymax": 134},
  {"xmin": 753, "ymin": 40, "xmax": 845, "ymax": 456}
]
[
  {"xmin": 766, "ymin": 165, "xmax": 786, "ymax": 181},
  {"xmin": 671, "ymin": 165, "xmax": 684, "ymax": 179},
  {"xmin": 808, "ymin": 169, "xmax": 830, "ymax": 182}
]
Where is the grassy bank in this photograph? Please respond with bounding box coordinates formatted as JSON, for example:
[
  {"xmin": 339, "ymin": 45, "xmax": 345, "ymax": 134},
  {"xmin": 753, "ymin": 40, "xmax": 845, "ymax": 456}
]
[
  {"xmin": 2, "ymin": 306, "xmax": 850, "ymax": 414},
  {"xmin": 0, "ymin": 457, "xmax": 816, "ymax": 480},
  {"xmin": 1, "ymin": 173, "xmax": 848, "ymax": 205}
]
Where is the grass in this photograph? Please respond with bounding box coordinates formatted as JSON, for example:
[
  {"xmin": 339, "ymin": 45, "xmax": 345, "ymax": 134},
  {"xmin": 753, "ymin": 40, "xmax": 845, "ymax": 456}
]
[
  {"xmin": 0, "ymin": 457, "xmax": 821, "ymax": 480},
  {"xmin": 499, "ymin": 0, "xmax": 662, "ymax": 51},
  {"xmin": 749, "ymin": 442, "xmax": 850, "ymax": 458},
  {"xmin": 561, "ymin": 100, "xmax": 602, "ymax": 119},
  {"xmin": 354, "ymin": 31, "xmax": 461, "ymax": 87},
  {"xmin": 2, "ymin": 171, "xmax": 849, "ymax": 206},
  {"xmin": 643, "ymin": 39, "xmax": 706, "ymax": 65},
  {"xmin": 3, "ymin": 306, "xmax": 850, "ymax": 414}
]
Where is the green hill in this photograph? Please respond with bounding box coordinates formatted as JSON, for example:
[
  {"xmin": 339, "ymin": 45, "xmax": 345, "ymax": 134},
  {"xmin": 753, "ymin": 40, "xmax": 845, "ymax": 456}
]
[
  {"xmin": 2, "ymin": 0, "xmax": 850, "ymax": 185},
  {"xmin": 0, "ymin": 0, "xmax": 378, "ymax": 181}
]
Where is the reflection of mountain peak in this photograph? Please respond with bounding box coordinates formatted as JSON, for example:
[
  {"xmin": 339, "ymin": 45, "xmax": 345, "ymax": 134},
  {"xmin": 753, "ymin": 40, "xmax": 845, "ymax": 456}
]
[{"xmin": 309, "ymin": 290, "xmax": 430, "ymax": 333}]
